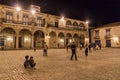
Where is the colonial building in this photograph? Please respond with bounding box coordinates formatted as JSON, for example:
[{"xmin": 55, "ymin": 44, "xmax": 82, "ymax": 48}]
[
  {"xmin": 0, "ymin": 4, "xmax": 88, "ymax": 49},
  {"xmin": 91, "ymin": 22, "xmax": 120, "ymax": 47}
]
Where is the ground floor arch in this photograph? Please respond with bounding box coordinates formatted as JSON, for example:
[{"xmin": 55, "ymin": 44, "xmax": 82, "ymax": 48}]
[
  {"xmin": 73, "ymin": 34, "xmax": 79, "ymax": 46},
  {"xmin": 58, "ymin": 32, "xmax": 65, "ymax": 48},
  {"xmin": 66, "ymin": 33, "xmax": 72, "ymax": 46},
  {"xmin": 49, "ymin": 31, "xmax": 56, "ymax": 48},
  {"xmin": 19, "ymin": 29, "xmax": 32, "ymax": 48},
  {"xmin": 34, "ymin": 30, "xmax": 44, "ymax": 48},
  {"xmin": 0, "ymin": 27, "xmax": 16, "ymax": 49},
  {"xmin": 80, "ymin": 34, "xmax": 85, "ymax": 47}
]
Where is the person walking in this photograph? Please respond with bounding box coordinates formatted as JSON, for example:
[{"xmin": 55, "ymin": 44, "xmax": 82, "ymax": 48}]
[
  {"xmin": 43, "ymin": 42, "xmax": 48, "ymax": 56},
  {"xmin": 70, "ymin": 42, "xmax": 77, "ymax": 61}
]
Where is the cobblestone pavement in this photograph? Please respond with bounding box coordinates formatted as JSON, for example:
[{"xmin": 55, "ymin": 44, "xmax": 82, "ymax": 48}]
[{"xmin": 0, "ymin": 48, "xmax": 120, "ymax": 80}]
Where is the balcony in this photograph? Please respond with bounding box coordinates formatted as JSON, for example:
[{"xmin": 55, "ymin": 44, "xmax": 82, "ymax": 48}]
[{"xmin": 0, "ymin": 18, "xmax": 45, "ymax": 27}]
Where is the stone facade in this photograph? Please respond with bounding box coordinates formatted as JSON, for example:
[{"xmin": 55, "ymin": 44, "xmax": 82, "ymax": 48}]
[
  {"xmin": 0, "ymin": 4, "xmax": 88, "ymax": 49},
  {"xmin": 91, "ymin": 22, "xmax": 120, "ymax": 47}
]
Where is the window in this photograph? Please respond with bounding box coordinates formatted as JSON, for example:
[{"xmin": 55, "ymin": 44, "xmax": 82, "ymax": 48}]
[
  {"xmin": 55, "ymin": 22, "xmax": 59, "ymax": 27},
  {"xmin": 73, "ymin": 22, "xmax": 78, "ymax": 29},
  {"xmin": 37, "ymin": 17, "xmax": 42, "ymax": 27},
  {"xmin": 41, "ymin": 19, "xmax": 46, "ymax": 27},
  {"xmin": 66, "ymin": 20, "xmax": 72, "ymax": 28},
  {"xmin": 95, "ymin": 30, "xmax": 99, "ymax": 37},
  {"xmin": 79, "ymin": 23, "xmax": 85, "ymax": 30},
  {"xmin": 23, "ymin": 14, "xmax": 29, "ymax": 25},
  {"xmin": 6, "ymin": 11, "xmax": 13, "ymax": 23},
  {"xmin": 106, "ymin": 29, "xmax": 110, "ymax": 37}
]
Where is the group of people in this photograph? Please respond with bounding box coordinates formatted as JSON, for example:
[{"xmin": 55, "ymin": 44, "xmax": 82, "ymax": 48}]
[
  {"xmin": 24, "ymin": 55, "xmax": 36, "ymax": 68},
  {"xmin": 24, "ymin": 42, "xmax": 48, "ymax": 68},
  {"xmin": 24, "ymin": 41, "xmax": 102, "ymax": 68},
  {"xmin": 69, "ymin": 42, "xmax": 102, "ymax": 61}
]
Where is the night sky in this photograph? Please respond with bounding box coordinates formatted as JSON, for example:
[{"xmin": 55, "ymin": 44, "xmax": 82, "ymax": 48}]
[{"xmin": 0, "ymin": 0, "xmax": 120, "ymax": 27}]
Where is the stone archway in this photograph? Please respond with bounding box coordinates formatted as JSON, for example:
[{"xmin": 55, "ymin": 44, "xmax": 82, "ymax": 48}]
[
  {"xmin": 73, "ymin": 34, "xmax": 79, "ymax": 46},
  {"xmin": 49, "ymin": 31, "xmax": 56, "ymax": 48},
  {"xmin": 19, "ymin": 29, "xmax": 32, "ymax": 48},
  {"xmin": 80, "ymin": 34, "xmax": 85, "ymax": 47},
  {"xmin": 0, "ymin": 27, "xmax": 16, "ymax": 49},
  {"xmin": 66, "ymin": 33, "xmax": 72, "ymax": 45},
  {"xmin": 34, "ymin": 30, "xmax": 44, "ymax": 48},
  {"xmin": 58, "ymin": 32, "xmax": 65, "ymax": 48}
]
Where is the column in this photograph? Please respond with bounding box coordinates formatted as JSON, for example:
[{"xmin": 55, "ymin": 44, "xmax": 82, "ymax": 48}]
[
  {"xmin": 31, "ymin": 34, "xmax": 34, "ymax": 48},
  {"xmin": 16, "ymin": 33, "xmax": 19, "ymax": 49}
]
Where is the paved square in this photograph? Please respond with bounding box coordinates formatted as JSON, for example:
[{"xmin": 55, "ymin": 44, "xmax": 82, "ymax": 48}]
[{"xmin": 0, "ymin": 48, "xmax": 120, "ymax": 80}]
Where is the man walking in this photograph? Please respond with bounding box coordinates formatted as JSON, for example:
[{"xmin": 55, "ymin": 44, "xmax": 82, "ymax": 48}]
[{"xmin": 70, "ymin": 42, "xmax": 77, "ymax": 61}]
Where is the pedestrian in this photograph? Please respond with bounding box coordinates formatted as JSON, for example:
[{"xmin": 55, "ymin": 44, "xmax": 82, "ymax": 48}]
[
  {"xmin": 29, "ymin": 56, "xmax": 36, "ymax": 68},
  {"xmin": 70, "ymin": 42, "xmax": 77, "ymax": 61},
  {"xmin": 43, "ymin": 42, "xmax": 48, "ymax": 56},
  {"xmin": 85, "ymin": 48, "xmax": 88, "ymax": 57},
  {"xmin": 24, "ymin": 55, "xmax": 29, "ymax": 68}
]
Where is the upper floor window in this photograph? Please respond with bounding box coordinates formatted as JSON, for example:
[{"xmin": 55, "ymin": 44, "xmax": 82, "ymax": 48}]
[
  {"xmin": 55, "ymin": 22, "xmax": 59, "ymax": 28},
  {"xmin": 66, "ymin": 20, "xmax": 72, "ymax": 28},
  {"xmin": 106, "ymin": 29, "xmax": 110, "ymax": 36},
  {"xmin": 41, "ymin": 19, "xmax": 46, "ymax": 27},
  {"xmin": 79, "ymin": 23, "xmax": 85, "ymax": 30},
  {"xmin": 23, "ymin": 14, "xmax": 29, "ymax": 25},
  {"xmin": 37, "ymin": 17, "xmax": 42, "ymax": 27},
  {"xmin": 95, "ymin": 30, "xmax": 99, "ymax": 37},
  {"xmin": 73, "ymin": 22, "xmax": 78, "ymax": 29},
  {"xmin": 6, "ymin": 11, "xmax": 13, "ymax": 23}
]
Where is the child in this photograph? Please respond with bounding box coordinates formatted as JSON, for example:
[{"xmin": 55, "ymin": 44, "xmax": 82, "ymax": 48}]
[
  {"xmin": 29, "ymin": 56, "xmax": 36, "ymax": 68},
  {"xmin": 24, "ymin": 55, "xmax": 29, "ymax": 68}
]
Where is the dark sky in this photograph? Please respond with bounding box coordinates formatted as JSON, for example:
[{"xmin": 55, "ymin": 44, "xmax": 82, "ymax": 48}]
[{"xmin": 0, "ymin": 0, "xmax": 120, "ymax": 26}]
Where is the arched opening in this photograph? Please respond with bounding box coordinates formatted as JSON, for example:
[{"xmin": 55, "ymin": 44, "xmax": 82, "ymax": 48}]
[
  {"xmin": 19, "ymin": 29, "xmax": 32, "ymax": 48},
  {"xmin": 73, "ymin": 22, "xmax": 78, "ymax": 29},
  {"xmin": 49, "ymin": 31, "xmax": 56, "ymax": 48},
  {"xmin": 73, "ymin": 34, "xmax": 79, "ymax": 46},
  {"xmin": 66, "ymin": 33, "xmax": 72, "ymax": 45},
  {"xmin": 34, "ymin": 30, "xmax": 44, "ymax": 48},
  {"xmin": 58, "ymin": 32, "xmax": 65, "ymax": 48},
  {"xmin": 80, "ymin": 34, "xmax": 85, "ymax": 47},
  {"xmin": 66, "ymin": 20, "xmax": 72, "ymax": 28},
  {"xmin": 0, "ymin": 27, "xmax": 16, "ymax": 49},
  {"xmin": 79, "ymin": 23, "xmax": 85, "ymax": 30}
]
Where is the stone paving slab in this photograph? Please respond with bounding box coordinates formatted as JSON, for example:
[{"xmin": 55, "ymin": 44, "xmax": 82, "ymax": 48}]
[{"xmin": 0, "ymin": 48, "xmax": 120, "ymax": 80}]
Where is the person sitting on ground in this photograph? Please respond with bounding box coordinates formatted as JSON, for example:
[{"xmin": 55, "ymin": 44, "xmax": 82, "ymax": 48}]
[
  {"xmin": 29, "ymin": 56, "xmax": 36, "ymax": 68},
  {"xmin": 24, "ymin": 55, "xmax": 29, "ymax": 68}
]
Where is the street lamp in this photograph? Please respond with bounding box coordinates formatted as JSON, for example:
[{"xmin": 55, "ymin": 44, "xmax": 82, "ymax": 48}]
[
  {"xmin": 31, "ymin": 9, "xmax": 36, "ymax": 15},
  {"xmin": 16, "ymin": 6, "xmax": 21, "ymax": 12}
]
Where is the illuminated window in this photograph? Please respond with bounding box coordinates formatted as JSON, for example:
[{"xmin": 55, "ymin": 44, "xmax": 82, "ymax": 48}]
[
  {"xmin": 106, "ymin": 29, "xmax": 110, "ymax": 37},
  {"xmin": 6, "ymin": 11, "xmax": 13, "ymax": 23},
  {"xmin": 37, "ymin": 17, "xmax": 42, "ymax": 27},
  {"xmin": 95, "ymin": 30, "xmax": 99, "ymax": 37},
  {"xmin": 23, "ymin": 14, "xmax": 29, "ymax": 25}
]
